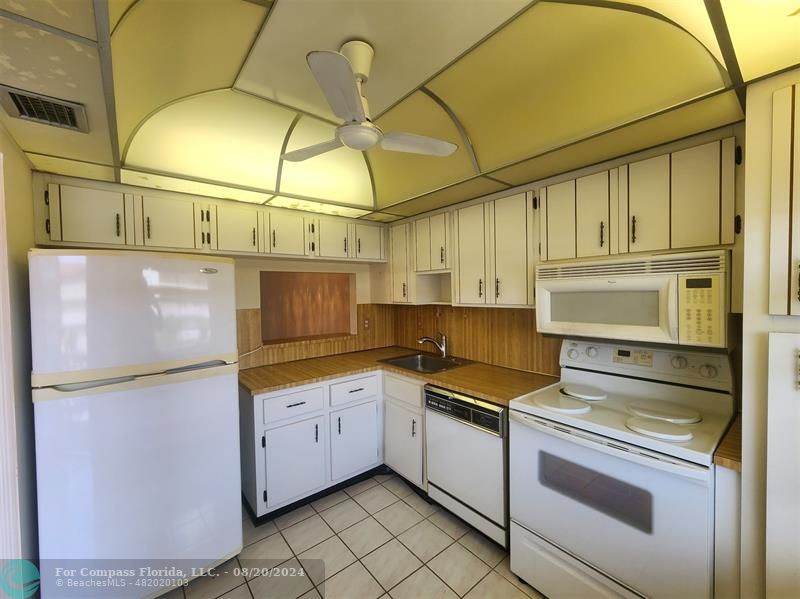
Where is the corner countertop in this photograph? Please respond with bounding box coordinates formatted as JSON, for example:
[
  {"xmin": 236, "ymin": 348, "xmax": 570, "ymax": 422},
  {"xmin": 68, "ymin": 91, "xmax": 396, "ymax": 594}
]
[
  {"xmin": 238, "ymin": 346, "xmax": 559, "ymax": 407},
  {"xmin": 713, "ymin": 415, "xmax": 741, "ymax": 473}
]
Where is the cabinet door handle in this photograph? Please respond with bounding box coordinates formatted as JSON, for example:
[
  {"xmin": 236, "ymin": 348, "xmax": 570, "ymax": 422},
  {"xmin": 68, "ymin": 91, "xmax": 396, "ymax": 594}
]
[
  {"xmin": 338, "ymin": 416, "xmax": 342, "ymax": 435},
  {"xmin": 411, "ymin": 419, "xmax": 416, "ymax": 438},
  {"xmin": 631, "ymin": 216, "xmax": 637, "ymax": 244},
  {"xmin": 495, "ymin": 278, "xmax": 500, "ymax": 299},
  {"xmin": 796, "ymin": 265, "xmax": 800, "ymax": 302},
  {"xmin": 207, "ymin": 232, "xmax": 211, "ymax": 245},
  {"xmin": 272, "ymin": 230, "xmax": 276, "ymax": 248},
  {"xmin": 252, "ymin": 227, "xmax": 256, "ymax": 247},
  {"xmin": 600, "ymin": 221, "xmax": 605, "ymax": 247},
  {"xmin": 146, "ymin": 216, "xmax": 151, "ymax": 239},
  {"xmin": 115, "ymin": 213, "xmax": 121, "ymax": 237},
  {"xmin": 440, "ymin": 246, "xmax": 445, "ymax": 264},
  {"xmin": 358, "ymin": 238, "xmax": 361, "ymax": 254},
  {"xmin": 402, "ymin": 282, "xmax": 407, "ymax": 298},
  {"xmin": 315, "ymin": 423, "xmax": 319, "ymax": 443},
  {"xmin": 344, "ymin": 237, "xmax": 348, "ymax": 253},
  {"xmin": 311, "ymin": 241, "xmax": 315, "ymax": 252},
  {"xmin": 478, "ymin": 278, "xmax": 483, "ymax": 298},
  {"xmin": 202, "ymin": 232, "xmax": 206, "ymax": 245},
  {"xmin": 206, "ymin": 209, "xmax": 210, "ymax": 222}
]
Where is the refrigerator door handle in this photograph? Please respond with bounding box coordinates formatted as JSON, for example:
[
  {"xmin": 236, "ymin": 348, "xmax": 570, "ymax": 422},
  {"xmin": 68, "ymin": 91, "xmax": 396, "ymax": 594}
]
[
  {"xmin": 53, "ymin": 375, "xmax": 137, "ymax": 393},
  {"xmin": 162, "ymin": 360, "xmax": 232, "ymax": 375}
]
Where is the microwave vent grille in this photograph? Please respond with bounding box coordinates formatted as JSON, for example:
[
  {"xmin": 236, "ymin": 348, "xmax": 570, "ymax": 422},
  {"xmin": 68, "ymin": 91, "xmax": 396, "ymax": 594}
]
[{"xmin": 536, "ymin": 252, "xmax": 725, "ymax": 280}]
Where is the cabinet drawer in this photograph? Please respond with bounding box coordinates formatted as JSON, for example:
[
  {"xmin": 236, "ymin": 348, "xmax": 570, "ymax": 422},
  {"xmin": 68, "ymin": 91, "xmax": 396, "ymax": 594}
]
[
  {"xmin": 330, "ymin": 375, "xmax": 378, "ymax": 406},
  {"xmin": 263, "ymin": 387, "xmax": 324, "ymax": 424},
  {"xmin": 384, "ymin": 374, "xmax": 423, "ymax": 409}
]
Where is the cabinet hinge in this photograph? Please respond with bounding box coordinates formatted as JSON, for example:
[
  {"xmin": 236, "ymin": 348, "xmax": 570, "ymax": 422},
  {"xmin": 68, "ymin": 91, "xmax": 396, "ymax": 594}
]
[
  {"xmin": 263, "ymin": 490, "xmax": 267, "ymax": 503},
  {"xmin": 735, "ymin": 145, "xmax": 742, "ymax": 165},
  {"xmin": 533, "ymin": 196, "xmax": 538, "ymax": 210},
  {"xmin": 45, "ymin": 219, "xmax": 51, "ymax": 235},
  {"xmin": 44, "ymin": 190, "xmax": 49, "ymax": 206},
  {"xmin": 261, "ymin": 435, "xmax": 266, "ymax": 448}
]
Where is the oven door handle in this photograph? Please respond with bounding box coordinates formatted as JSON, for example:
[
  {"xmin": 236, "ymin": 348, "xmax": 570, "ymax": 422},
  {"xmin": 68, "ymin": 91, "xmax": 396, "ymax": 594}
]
[{"xmin": 510, "ymin": 411, "xmax": 710, "ymax": 483}]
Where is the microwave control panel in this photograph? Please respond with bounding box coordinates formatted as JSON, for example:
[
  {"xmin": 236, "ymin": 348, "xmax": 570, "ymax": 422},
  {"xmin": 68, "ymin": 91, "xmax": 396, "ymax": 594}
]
[{"xmin": 678, "ymin": 273, "xmax": 723, "ymax": 347}]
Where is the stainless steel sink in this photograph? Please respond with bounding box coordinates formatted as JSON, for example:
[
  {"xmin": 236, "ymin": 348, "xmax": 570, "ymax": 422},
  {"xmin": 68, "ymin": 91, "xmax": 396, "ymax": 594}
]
[{"xmin": 380, "ymin": 353, "xmax": 471, "ymax": 374}]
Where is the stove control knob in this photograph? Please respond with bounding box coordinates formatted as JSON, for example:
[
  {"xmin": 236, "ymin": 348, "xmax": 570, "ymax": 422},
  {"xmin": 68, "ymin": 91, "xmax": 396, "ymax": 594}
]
[
  {"xmin": 567, "ymin": 348, "xmax": 580, "ymax": 360},
  {"xmin": 699, "ymin": 364, "xmax": 718, "ymax": 378},
  {"xmin": 586, "ymin": 346, "xmax": 599, "ymax": 358},
  {"xmin": 671, "ymin": 356, "xmax": 688, "ymax": 370}
]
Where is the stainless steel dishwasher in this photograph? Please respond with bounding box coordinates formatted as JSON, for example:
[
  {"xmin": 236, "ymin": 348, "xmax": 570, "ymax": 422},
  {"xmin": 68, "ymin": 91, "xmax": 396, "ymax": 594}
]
[{"xmin": 424, "ymin": 385, "xmax": 508, "ymax": 547}]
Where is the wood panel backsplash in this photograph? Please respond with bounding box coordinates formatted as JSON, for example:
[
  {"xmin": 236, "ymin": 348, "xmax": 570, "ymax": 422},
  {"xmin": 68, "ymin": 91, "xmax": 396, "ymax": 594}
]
[{"xmin": 394, "ymin": 305, "xmax": 561, "ymax": 376}]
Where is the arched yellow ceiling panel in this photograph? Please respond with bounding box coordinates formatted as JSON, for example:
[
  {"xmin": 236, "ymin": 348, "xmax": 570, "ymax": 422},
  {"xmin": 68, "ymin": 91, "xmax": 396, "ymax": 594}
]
[
  {"xmin": 493, "ymin": 91, "xmax": 742, "ymax": 185},
  {"xmin": 124, "ymin": 90, "xmax": 295, "ymax": 192},
  {"xmin": 108, "ymin": 0, "xmax": 138, "ymax": 32},
  {"xmin": 369, "ymin": 91, "xmax": 475, "ymax": 208},
  {"xmin": 721, "ymin": 0, "xmax": 800, "ymax": 81},
  {"xmin": 428, "ymin": 2, "xmax": 726, "ymax": 172},
  {"xmin": 385, "ymin": 177, "xmax": 508, "ymax": 217},
  {"xmin": 112, "ymin": 0, "xmax": 266, "ymax": 151},
  {"xmin": 281, "ymin": 117, "xmax": 373, "ymax": 207}
]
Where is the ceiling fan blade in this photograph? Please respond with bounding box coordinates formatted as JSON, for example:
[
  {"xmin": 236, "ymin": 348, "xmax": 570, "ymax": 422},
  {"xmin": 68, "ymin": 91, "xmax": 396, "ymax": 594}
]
[
  {"xmin": 380, "ymin": 132, "xmax": 458, "ymax": 157},
  {"xmin": 307, "ymin": 51, "xmax": 366, "ymax": 123},
  {"xmin": 281, "ymin": 138, "xmax": 343, "ymax": 162}
]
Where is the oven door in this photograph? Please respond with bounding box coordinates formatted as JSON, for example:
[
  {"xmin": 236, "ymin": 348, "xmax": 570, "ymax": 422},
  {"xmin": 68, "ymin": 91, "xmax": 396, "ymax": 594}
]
[
  {"xmin": 535, "ymin": 274, "xmax": 678, "ymax": 344},
  {"xmin": 509, "ymin": 411, "xmax": 713, "ymax": 599}
]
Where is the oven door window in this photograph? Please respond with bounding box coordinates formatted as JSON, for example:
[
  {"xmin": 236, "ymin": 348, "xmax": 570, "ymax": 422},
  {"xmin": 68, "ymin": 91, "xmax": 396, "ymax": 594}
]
[{"xmin": 538, "ymin": 451, "xmax": 652, "ymax": 534}]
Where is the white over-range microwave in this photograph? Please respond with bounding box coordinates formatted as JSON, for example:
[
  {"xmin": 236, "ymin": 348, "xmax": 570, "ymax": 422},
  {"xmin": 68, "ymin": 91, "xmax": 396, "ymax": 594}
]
[{"xmin": 535, "ymin": 250, "xmax": 728, "ymax": 348}]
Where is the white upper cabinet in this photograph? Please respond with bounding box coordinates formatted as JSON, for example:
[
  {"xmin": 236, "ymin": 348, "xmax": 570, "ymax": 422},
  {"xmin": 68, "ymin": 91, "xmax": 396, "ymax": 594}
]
[
  {"xmin": 415, "ymin": 213, "xmax": 449, "ymax": 272},
  {"xmin": 575, "ymin": 171, "xmax": 610, "ymax": 258},
  {"xmin": 215, "ymin": 203, "xmax": 261, "ymax": 253},
  {"xmin": 142, "ymin": 195, "xmax": 197, "ymax": 249},
  {"xmin": 456, "ymin": 203, "xmax": 488, "ymax": 304},
  {"xmin": 318, "ymin": 218, "xmax": 350, "ymax": 258},
  {"xmin": 57, "ymin": 185, "xmax": 128, "ymax": 246},
  {"xmin": 390, "ymin": 223, "xmax": 410, "ymax": 302},
  {"xmin": 671, "ymin": 141, "xmax": 720, "ymax": 249},
  {"xmin": 355, "ymin": 223, "xmax": 383, "ymax": 260},
  {"xmin": 627, "ymin": 154, "xmax": 671, "ymax": 253},
  {"xmin": 415, "ymin": 217, "xmax": 431, "ymax": 272},
  {"xmin": 544, "ymin": 180, "xmax": 576, "ymax": 261},
  {"xmin": 493, "ymin": 194, "xmax": 529, "ymax": 305},
  {"xmin": 269, "ymin": 210, "xmax": 306, "ymax": 256}
]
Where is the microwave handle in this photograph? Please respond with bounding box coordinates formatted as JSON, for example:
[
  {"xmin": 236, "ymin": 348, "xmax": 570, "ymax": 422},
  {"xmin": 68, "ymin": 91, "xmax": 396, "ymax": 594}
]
[{"xmin": 667, "ymin": 277, "xmax": 679, "ymax": 341}]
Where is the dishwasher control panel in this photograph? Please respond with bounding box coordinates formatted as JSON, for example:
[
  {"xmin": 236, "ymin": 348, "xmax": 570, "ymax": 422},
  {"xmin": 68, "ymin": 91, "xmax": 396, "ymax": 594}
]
[{"xmin": 424, "ymin": 385, "xmax": 504, "ymax": 437}]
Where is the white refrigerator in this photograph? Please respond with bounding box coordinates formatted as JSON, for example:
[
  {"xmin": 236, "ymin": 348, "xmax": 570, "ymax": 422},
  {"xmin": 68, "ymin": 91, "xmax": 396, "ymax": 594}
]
[{"xmin": 30, "ymin": 249, "xmax": 242, "ymax": 596}]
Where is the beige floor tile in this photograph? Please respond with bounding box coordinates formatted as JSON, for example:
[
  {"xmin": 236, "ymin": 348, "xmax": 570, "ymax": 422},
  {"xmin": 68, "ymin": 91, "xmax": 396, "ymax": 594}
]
[
  {"xmin": 218, "ymin": 584, "xmax": 251, "ymax": 599},
  {"xmin": 374, "ymin": 501, "xmax": 424, "ymax": 536},
  {"xmin": 319, "ymin": 498, "xmax": 369, "ymax": 532},
  {"xmin": 402, "ymin": 493, "xmax": 439, "ymax": 518},
  {"xmin": 184, "ymin": 558, "xmax": 245, "ymax": 599},
  {"xmin": 274, "ymin": 504, "xmax": 316, "ymax": 530},
  {"xmin": 248, "ymin": 558, "xmax": 313, "ymax": 599},
  {"xmin": 494, "ymin": 557, "xmax": 545, "ymax": 598},
  {"xmin": 298, "ymin": 589, "xmax": 320, "ymax": 599},
  {"xmin": 242, "ymin": 517, "xmax": 278, "ymax": 547},
  {"xmin": 311, "ymin": 489, "xmax": 349, "ymax": 512},
  {"xmin": 238, "ymin": 532, "xmax": 294, "ymax": 577},
  {"xmin": 297, "ymin": 535, "xmax": 356, "ymax": 585},
  {"xmin": 281, "ymin": 514, "xmax": 334, "ymax": 554},
  {"xmin": 464, "ymin": 571, "xmax": 529, "ymax": 599},
  {"xmin": 317, "ymin": 561, "xmax": 384, "ymax": 599},
  {"xmin": 459, "ymin": 530, "xmax": 507, "ymax": 567},
  {"xmin": 382, "ymin": 477, "xmax": 414, "ymax": 499},
  {"xmin": 374, "ymin": 473, "xmax": 396, "ymax": 484},
  {"xmin": 361, "ymin": 539, "xmax": 422, "ymax": 590},
  {"xmin": 338, "ymin": 517, "xmax": 393, "ymax": 558},
  {"xmin": 397, "ymin": 520, "xmax": 455, "ymax": 562},
  {"xmin": 388, "ymin": 566, "xmax": 459, "ymax": 599},
  {"xmin": 344, "ymin": 477, "xmax": 380, "ymax": 497},
  {"xmin": 353, "ymin": 484, "xmax": 399, "ymax": 514},
  {"xmin": 428, "ymin": 543, "xmax": 491, "ymax": 596},
  {"xmin": 428, "ymin": 510, "xmax": 470, "ymax": 540}
]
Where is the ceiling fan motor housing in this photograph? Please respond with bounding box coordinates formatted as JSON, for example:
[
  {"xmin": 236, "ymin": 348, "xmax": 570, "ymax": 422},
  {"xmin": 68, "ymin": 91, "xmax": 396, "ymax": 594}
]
[
  {"xmin": 338, "ymin": 122, "xmax": 381, "ymax": 150},
  {"xmin": 340, "ymin": 40, "xmax": 374, "ymax": 82}
]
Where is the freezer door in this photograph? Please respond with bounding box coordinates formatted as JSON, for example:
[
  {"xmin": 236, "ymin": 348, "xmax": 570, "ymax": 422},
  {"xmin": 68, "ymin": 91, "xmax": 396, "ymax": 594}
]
[
  {"xmin": 30, "ymin": 250, "xmax": 237, "ymax": 385},
  {"xmin": 34, "ymin": 367, "xmax": 242, "ymax": 567}
]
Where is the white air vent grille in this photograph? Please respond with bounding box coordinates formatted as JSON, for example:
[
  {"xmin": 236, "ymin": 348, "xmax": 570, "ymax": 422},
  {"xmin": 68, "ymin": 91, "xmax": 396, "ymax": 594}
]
[
  {"xmin": 536, "ymin": 251, "xmax": 726, "ymax": 280},
  {"xmin": 0, "ymin": 85, "xmax": 88, "ymax": 132}
]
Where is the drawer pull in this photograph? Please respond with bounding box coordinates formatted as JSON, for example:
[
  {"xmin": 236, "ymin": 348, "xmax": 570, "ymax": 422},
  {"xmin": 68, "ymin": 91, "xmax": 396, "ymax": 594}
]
[
  {"xmin": 286, "ymin": 401, "xmax": 306, "ymax": 408},
  {"xmin": 348, "ymin": 387, "xmax": 365, "ymax": 394}
]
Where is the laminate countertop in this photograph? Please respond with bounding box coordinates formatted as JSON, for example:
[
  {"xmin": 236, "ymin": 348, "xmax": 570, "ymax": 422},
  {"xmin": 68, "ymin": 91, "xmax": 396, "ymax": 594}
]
[
  {"xmin": 713, "ymin": 415, "xmax": 741, "ymax": 472},
  {"xmin": 238, "ymin": 346, "xmax": 559, "ymax": 407}
]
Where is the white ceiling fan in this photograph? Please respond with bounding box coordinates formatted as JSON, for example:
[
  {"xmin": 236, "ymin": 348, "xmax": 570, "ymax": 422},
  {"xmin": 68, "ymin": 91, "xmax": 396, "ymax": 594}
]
[{"xmin": 281, "ymin": 40, "xmax": 458, "ymax": 162}]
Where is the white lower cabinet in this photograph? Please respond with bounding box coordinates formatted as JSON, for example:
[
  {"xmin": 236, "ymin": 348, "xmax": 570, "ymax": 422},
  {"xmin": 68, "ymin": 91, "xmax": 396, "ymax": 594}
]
[
  {"xmin": 265, "ymin": 415, "xmax": 327, "ymax": 508},
  {"xmin": 383, "ymin": 373, "xmax": 425, "ymax": 488},
  {"xmin": 331, "ymin": 401, "xmax": 379, "ymax": 481}
]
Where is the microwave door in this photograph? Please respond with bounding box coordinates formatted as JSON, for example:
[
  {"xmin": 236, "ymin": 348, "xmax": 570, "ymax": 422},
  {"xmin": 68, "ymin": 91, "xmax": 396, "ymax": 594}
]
[{"xmin": 536, "ymin": 274, "xmax": 679, "ymax": 344}]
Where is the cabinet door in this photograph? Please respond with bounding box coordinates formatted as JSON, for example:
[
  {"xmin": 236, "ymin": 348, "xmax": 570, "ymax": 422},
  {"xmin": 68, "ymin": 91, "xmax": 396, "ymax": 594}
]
[
  {"xmin": 142, "ymin": 196, "xmax": 196, "ymax": 249},
  {"xmin": 576, "ymin": 171, "xmax": 610, "ymax": 258},
  {"xmin": 391, "ymin": 224, "xmax": 409, "ymax": 302},
  {"xmin": 430, "ymin": 213, "xmax": 448, "ymax": 269},
  {"xmin": 457, "ymin": 203, "xmax": 487, "ymax": 304},
  {"xmin": 318, "ymin": 218, "xmax": 349, "ymax": 258},
  {"xmin": 545, "ymin": 180, "xmax": 576, "ymax": 261},
  {"xmin": 265, "ymin": 416, "xmax": 326, "ymax": 507},
  {"xmin": 628, "ymin": 155, "xmax": 670, "ymax": 252},
  {"xmin": 356, "ymin": 224, "xmax": 383, "ymax": 260},
  {"xmin": 330, "ymin": 401, "xmax": 378, "ymax": 481},
  {"xmin": 59, "ymin": 185, "xmax": 127, "ymax": 245},
  {"xmin": 216, "ymin": 203, "xmax": 260, "ymax": 253},
  {"xmin": 415, "ymin": 217, "xmax": 431, "ymax": 271},
  {"xmin": 269, "ymin": 210, "xmax": 306, "ymax": 256},
  {"xmin": 493, "ymin": 194, "xmax": 529, "ymax": 305},
  {"xmin": 384, "ymin": 400, "xmax": 423, "ymax": 488},
  {"xmin": 767, "ymin": 333, "xmax": 800, "ymax": 597},
  {"xmin": 671, "ymin": 141, "xmax": 721, "ymax": 249}
]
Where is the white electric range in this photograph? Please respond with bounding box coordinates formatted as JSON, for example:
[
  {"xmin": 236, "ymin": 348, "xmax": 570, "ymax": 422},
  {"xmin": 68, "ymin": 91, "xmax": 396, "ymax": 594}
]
[{"xmin": 509, "ymin": 339, "xmax": 734, "ymax": 599}]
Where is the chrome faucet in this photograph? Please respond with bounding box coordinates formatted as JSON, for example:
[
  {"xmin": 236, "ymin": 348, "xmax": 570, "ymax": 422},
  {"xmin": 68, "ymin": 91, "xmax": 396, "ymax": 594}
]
[{"xmin": 418, "ymin": 333, "xmax": 448, "ymax": 358}]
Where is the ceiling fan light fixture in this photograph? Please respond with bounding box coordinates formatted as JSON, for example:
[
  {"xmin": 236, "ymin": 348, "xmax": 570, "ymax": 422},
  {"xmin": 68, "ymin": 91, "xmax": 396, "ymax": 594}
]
[{"xmin": 338, "ymin": 123, "xmax": 381, "ymax": 150}]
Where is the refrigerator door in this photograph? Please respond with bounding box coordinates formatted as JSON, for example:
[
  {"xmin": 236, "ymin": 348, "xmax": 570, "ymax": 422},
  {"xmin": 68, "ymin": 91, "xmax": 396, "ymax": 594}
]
[
  {"xmin": 34, "ymin": 365, "xmax": 242, "ymax": 567},
  {"xmin": 30, "ymin": 249, "xmax": 238, "ymax": 386}
]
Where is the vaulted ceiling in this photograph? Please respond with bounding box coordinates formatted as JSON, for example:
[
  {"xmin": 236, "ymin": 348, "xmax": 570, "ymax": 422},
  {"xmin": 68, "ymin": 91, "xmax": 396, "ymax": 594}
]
[{"xmin": 1, "ymin": 0, "xmax": 798, "ymax": 220}]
